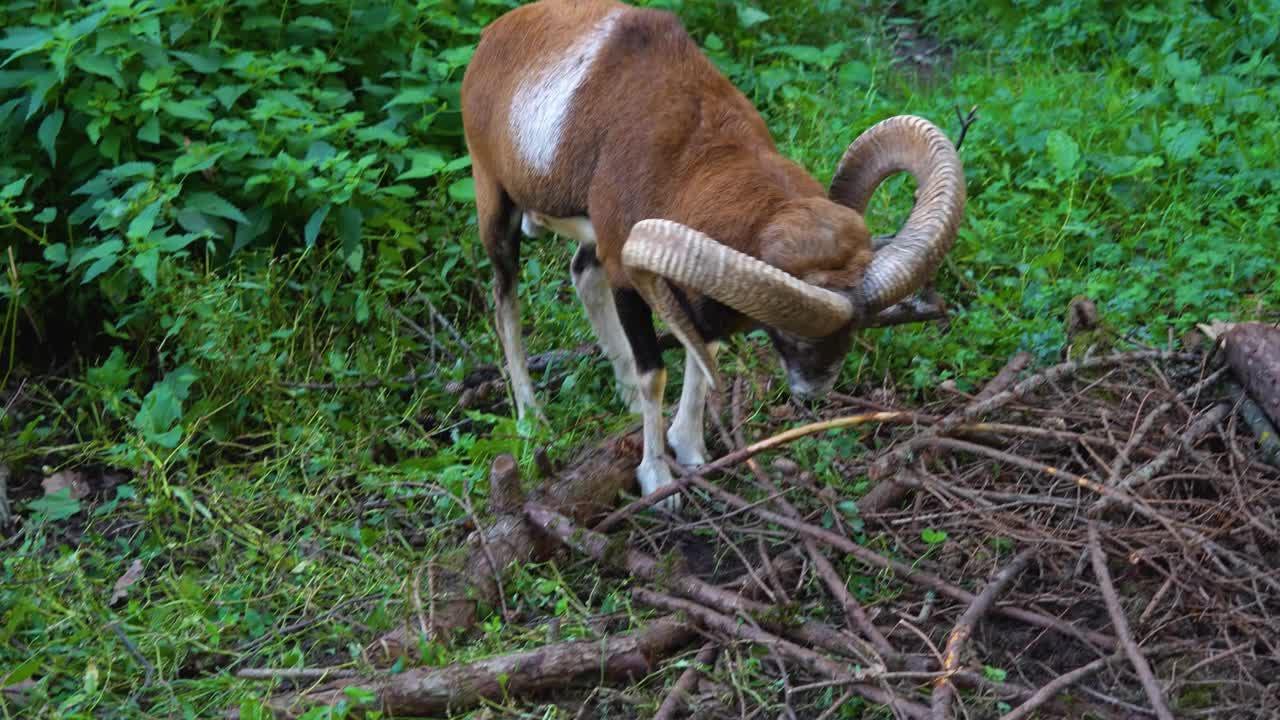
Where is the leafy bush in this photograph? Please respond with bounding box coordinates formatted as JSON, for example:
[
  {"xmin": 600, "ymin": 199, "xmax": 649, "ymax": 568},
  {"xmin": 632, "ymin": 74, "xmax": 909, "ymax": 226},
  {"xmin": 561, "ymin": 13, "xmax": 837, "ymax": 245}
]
[{"xmin": 1, "ymin": 0, "xmax": 509, "ymax": 356}]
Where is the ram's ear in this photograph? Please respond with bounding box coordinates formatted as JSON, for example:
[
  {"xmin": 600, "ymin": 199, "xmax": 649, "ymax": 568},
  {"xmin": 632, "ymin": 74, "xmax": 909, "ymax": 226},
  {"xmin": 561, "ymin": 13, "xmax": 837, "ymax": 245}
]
[{"xmin": 757, "ymin": 197, "xmax": 874, "ymax": 292}]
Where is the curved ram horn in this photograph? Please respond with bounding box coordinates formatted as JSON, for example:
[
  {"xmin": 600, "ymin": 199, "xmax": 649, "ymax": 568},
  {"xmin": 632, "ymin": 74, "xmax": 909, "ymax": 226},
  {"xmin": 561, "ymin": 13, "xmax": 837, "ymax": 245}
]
[
  {"xmin": 830, "ymin": 115, "xmax": 966, "ymax": 313},
  {"xmin": 622, "ymin": 219, "xmax": 857, "ymax": 387}
]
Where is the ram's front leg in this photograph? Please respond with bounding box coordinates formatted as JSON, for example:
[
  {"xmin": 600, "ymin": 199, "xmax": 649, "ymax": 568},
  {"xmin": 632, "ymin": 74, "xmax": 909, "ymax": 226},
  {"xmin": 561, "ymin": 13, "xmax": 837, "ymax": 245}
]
[
  {"xmin": 614, "ymin": 288, "xmax": 681, "ymax": 511},
  {"xmin": 667, "ymin": 342, "xmax": 720, "ymax": 467}
]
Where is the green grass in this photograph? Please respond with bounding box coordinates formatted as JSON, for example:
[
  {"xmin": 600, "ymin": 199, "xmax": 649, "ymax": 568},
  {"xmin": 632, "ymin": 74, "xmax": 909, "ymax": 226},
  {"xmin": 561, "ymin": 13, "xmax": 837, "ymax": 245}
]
[{"xmin": 2, "ymin": 0, "xmax": 1279, "ymax": 718}]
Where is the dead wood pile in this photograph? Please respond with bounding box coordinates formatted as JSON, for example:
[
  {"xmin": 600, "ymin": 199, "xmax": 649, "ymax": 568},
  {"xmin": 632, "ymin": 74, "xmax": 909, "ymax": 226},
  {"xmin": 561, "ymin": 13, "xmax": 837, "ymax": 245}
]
[{"xmin": 239, "ymin": 334, "xmax": 1280, "ymax": 719}]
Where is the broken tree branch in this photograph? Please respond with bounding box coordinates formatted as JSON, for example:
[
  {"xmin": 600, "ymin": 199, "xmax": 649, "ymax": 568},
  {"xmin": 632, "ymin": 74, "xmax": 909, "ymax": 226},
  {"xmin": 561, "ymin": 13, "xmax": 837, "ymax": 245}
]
[
  {"xmin": 653, "ymin": 642, "xmax": 719, "ymax": 720},
  {"xmin": 1093, "ymin": 401, "xmax": 1232, "ymax": 513},
  {"xmin": 1219, "ymin": 322, "xmax": 1280, "ymax": 428},
  {"xmin": 997, "ymin": 651, "xmax": 1124, "ymax": 720},
  {"xmin": 863, "ymin": 352, "xmax": 1031, "ymax": 515},
  {"xmin": 632, "ymin": 589, "xmax": 928, "ymax": 720},
  {"xmin": 868, "ymin": 350, "xmax": 1197, "ymax": 481},
  {"xmin": 685, "ymin": 476, "xmax": 1117, "ymax": 650},
  {"xmin": 369, "ymin": 434, "xmax": 642, "ymax": 661},
  {"xmin": 930, "ymin": 547, "xmax": 1036, "ymax": 720},
  {"xmin": 526, "ymin": 502, "xmax": 875, "ymax": 665},
  {"xmin": 1087, "ymin": 523, "xmax": 1174, "ymax": 720},
  {"xmin": 242, "ymin": 617, "xmax": 694, "ymax": 719}
]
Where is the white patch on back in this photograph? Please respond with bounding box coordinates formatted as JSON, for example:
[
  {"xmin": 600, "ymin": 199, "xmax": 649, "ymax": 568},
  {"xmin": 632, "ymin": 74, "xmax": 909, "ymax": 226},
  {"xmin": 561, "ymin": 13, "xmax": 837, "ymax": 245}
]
[{"xmin": 510, "ymin": 10, "xmax": 623, "ymax": 175}]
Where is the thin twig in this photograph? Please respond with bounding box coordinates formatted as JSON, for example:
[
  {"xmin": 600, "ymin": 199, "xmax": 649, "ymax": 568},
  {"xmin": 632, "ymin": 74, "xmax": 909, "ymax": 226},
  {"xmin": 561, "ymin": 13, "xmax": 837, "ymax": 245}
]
[
  {"xmin": 653, "ymin": 642, "xmax": 719, "ymax": 720},
  {"xmin": 931, "ymin": 547, "xmax": 1036, "ymax": 719},
  {"xmin": 594, "ymin": 412, "xmax": 917, "ymax": 532},
  {"xmin": 1087, "ymin": 522, "xmax": 1175, "ymax": 720},
  {"xmin": 633, "ymin": 589, "xmax": 929, "ymax": 720},
  {"xmin": 685, "ymin": 477, "xmax": 1117, "ymax": 650},
  {"xmin": 1094, "ymin": 402, "xmax": 1232, "ymax": 513},
  {"xmin": 1104, "ymin": 366, "xmax": 1228, "ymax": 483},
  {"xmin": 869, "ymin": 351, "xmax": 1197, "ymax": 480},
  {"xmin": 416, "ymin": 293, "xmax": 482, "ymax": 365},
  {"xmin": 953, "ymin": 104, "xmax": 979, "ymax": 150},
  {"xmin": 236, "ymin": 667, "xmax": 359, "ymax": 681},
  {"xmin": 527, "ymin": 502, "xmax": 875, "ymax": 664},
  {"xmin": 997, "ymin": 652, "xmax": 1122, "ymax": 720},
  {"xmin": 107, "ymin": 622, "xmax": 155, "ymax": 688}
]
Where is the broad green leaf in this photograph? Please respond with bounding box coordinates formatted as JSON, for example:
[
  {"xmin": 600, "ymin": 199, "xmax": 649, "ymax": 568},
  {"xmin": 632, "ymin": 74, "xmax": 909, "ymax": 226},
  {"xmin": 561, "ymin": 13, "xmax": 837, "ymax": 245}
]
[
  {"xmin": 1163, "ymin": 123, "xmax": 1207, "ymax": 161},
  {"xmin": 42, "ymin": 243, "xmax": 66, "ymax": 264},
  {"xmin": 184, "ymin": 192, "xmax": 248, "ymax": 224},
  {"xmin": 81, "ymin": 253, "xmax": 119, "ymax": 283},
  {"xmin": 33, "ymin": 207, "xmax": 56, "ymax": 223},
  {"xmin": 338, "ymin": 207, "xmax": 363, "ymax": 272},
  {"xmin": 73, "ymin": 53, "xmax": 123, "ymax": 84},
  {"xmin": 24, "ymin": 71, "xmax": 57, "ymax": 120},
  {"xmin": 133, "ymin": 248, "xmax": 159, "ymax": 287},
  {"xmin": 289, "ymin": 16, "xmax": 335, "ymax": 33},
  {"xmin": 70, "ymin": 239, "xmax": 123, "ymax": 269},
  {"xmin": 172, "ymin": 50, "xmax": 222, "ymax": 73},
  {"xmin": 87, "ymin": 347, "xmax": 135, "ymax": 391},
  {"xmin": 0, "ymin": 175, "xmax": 28, "ymax": 199},
  {"xmin": 383, "ymin": 87, "xmax": 439, "ymax": 109},
  {"xmin": 112, "ymin": 162, "xmax": 157, "ymax": 179},
  {"xmin": 126, "ymin": 199, "xmax": 165, "ymax": 240},
  {"xmin": 304, "ymin": 205, "xmax": 330, "ymax": 247},
  {"xmin": 839, "ymin": 61, "xmax": 872, "ymax": 87},
  {"xmin": 305, "ymin": 141, "xmax": 338, "ymax": 163},
  {"xmin": 921, "ymin": 528, "xmax": 948, "ymax": 545},
  {"xmin": 159, "ymin": 233, "xmax": 202, "ymax": 252},
  {"xmin": 163, "ymin": 99, "xmax": 214, "ymax": 123},
  {"xmin": 737, "ymin": 6, "xmax": 770, "ymax": 27},
  {"xmin": 1164, "ymin": 53, "xmax": 1201, "ymax": 82},
  {"xmin": 138, "ymin": 115, "xmax": 160, "ymax": 144},
  {"xmin": 0, "ymin": 27, "xmax": 52, "ymax": 64},
  {"xmin": 442, "ymin": 155, "xmax": 472, "ymax": 173},
  {"xmin": 440, "ymin": 45, "xmax": 475, "ymax": 67},
  {"xmin": 233, "ymin": 208, "xmax": 271, "ymax": 254},
  {"xmin": 173, "ymin": 147, "xmax": 224, "ymax": 175},
  {"xmin": 27, "ymin": 489, "xmax": 81, "ymax": 522},
  {"xmin": 212, "ymin": 84, "xmax": 251, "ymax": 109},
  {"xmin": 355, "ymin": 125, "xmax": 408, "ymax": 147},
  {"xmin": 133, "ymin": 366, "xmax": 199, "ymax": 448},
  {"xmin": 2, "ymin": 655, "xmax": 41, "ymax": 687},
  {"xmin": 448, "ymin": 177, "xmax": 475, "ymax": 202},
  {"xmin": 768, "ymin": 45, "xmax": 825, "ymax": 65},
  {"xmin": 38, "ymin": 108, "xmax": 63, "ymax": 165},
  {"xmin": 1045, "ymin": 130, "xmax": 1080, "ymax": 179},
  {"xmin": 396, "ymin": 149, "xmax": 446, "ymax": 181}
]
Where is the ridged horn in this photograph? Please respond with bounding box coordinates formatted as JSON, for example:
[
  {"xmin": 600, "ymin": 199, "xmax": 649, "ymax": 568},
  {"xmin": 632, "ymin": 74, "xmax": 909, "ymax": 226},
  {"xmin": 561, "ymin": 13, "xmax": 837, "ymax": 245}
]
[
  {"xmin": 622, "ymin": 219, "xmax": 857, "ymax": 388},
  {"xmin": 830, "ymin": 115, "xmax": 966, "ymax": 313}
]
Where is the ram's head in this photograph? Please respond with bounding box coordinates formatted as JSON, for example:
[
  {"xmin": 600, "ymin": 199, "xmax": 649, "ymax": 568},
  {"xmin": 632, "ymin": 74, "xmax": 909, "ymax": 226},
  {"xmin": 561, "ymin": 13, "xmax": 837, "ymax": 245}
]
[{"xmin": 623, "ymin": 115, "xmax": 966, "ymax": 395}]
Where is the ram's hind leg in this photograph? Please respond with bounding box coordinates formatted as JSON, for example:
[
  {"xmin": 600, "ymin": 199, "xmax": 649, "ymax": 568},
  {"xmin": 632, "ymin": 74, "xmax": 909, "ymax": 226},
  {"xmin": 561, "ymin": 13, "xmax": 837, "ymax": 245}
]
[
  {"xmin": 571, "ymin": 244, "xmax": 642, "ymax": 413},
  {"xmin": 475, "ymin": 165, "xmax": 541, "ymax": 422},
  {"xmin": 527, "ymin": 211, "xmax": 641, "ymax": 412}
]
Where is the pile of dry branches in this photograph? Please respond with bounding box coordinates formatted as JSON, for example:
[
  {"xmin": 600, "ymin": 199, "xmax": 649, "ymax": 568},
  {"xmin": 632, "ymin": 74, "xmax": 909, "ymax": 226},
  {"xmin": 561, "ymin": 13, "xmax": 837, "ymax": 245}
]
[{"xmin": 239, "ymin": 325, "xmax": 1280, "ymax": 719}]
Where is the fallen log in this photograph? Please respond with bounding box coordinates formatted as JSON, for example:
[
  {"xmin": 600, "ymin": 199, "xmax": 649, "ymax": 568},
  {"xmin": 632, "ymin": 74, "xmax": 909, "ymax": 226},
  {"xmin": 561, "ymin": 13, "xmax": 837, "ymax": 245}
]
[
  {"xmin": 1220, "ymin": 322, "xmax": 1280, "ymax": 429},
  {"xmin": 240, "ymin": 617, "xmax": 693, "ymax": 719},
  {"xmin": 368, "ymin": 433, "xmax": 643, "ymax": 662}
]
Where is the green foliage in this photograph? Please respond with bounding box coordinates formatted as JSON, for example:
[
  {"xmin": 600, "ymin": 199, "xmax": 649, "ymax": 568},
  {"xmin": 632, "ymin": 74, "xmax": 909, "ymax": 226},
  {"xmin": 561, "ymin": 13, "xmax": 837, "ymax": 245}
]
[{"xmin": 1, "ymin": 0, "xmax": 512, "ymax": 354}]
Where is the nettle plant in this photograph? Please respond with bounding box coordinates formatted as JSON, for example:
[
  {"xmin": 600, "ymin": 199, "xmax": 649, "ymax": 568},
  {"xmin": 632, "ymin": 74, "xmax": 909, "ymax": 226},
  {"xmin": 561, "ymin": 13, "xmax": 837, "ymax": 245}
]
[{"xmin": 0, "ymin": 0, "xmax": 516, "ymax": 339}]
